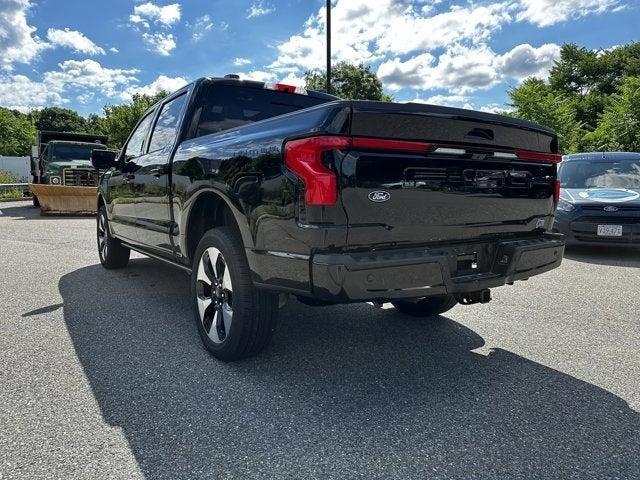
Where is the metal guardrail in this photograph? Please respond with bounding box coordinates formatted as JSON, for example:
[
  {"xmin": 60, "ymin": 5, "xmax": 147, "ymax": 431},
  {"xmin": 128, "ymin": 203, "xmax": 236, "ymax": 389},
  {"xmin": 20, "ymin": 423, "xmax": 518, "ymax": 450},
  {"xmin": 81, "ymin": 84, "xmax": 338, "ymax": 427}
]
[{"xmin": 0, "ymin": 183, "xmax": 30, "ymax": 193}]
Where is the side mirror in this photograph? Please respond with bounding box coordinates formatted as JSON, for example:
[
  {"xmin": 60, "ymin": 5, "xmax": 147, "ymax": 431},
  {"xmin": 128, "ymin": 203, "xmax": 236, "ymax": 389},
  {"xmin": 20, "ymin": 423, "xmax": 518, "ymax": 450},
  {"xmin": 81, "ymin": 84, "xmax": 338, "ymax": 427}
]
[{"xmin": 91, "ymin": 149, "xmax": 118, "ymax": 170}]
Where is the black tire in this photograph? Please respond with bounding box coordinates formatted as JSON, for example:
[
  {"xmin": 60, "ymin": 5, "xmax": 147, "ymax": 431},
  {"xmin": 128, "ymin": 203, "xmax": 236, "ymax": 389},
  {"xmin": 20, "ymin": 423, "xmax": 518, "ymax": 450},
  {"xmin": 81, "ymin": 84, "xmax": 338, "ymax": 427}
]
[
  {"xmin": 32, "ymin": 195, "xmax": 39, "ymax": 207},
  {"xmin": 97, "ymin": 206, "xmax": 130, "ymax": 269},
  {"xmin": 392, "ymin": 295, "xmax": 457, "ymax": 318},
  {"xmin": 191, "ymin": 227, "xmax": 278, "ymax": 361}
]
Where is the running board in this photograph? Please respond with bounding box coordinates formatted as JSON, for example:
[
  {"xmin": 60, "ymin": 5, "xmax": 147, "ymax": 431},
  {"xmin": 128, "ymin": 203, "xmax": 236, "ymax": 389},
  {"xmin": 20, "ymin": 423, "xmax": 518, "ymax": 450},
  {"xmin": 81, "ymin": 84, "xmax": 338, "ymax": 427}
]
[{"xmin": 120, "ymin": 242, "xmax": 192, "ymax": 274}]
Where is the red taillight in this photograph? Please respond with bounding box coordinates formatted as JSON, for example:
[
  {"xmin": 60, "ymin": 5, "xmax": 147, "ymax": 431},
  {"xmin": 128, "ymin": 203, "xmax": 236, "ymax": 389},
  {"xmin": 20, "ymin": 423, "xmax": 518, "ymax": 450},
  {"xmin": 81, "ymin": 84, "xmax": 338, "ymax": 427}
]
[
  {"xmin": 264, "ymin": 83, "xmax": 308, "ymax": 95},
  {"xmin": 284, "ymin": 136, "xmax": 434, "ymax": 205},
  {"xmin": 284, "ymin": 137, "xmax": 350, "ymax": 205},
  {"xmin": 554, "ymin": 180, "xmax": 561, "ymax": 203},
  {"xmin": 515, "ymin": 150, "xmax": 563, "ymax": 164},
  {"xmin": 352, "ymin": 137, "xmax": 433, "ymax": 154}
]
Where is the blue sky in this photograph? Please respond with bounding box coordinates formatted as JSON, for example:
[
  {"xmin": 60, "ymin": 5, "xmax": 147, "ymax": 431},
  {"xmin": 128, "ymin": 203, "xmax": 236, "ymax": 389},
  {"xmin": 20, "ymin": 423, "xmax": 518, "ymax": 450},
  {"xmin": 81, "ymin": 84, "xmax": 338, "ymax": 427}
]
[{"xmin": 0, "ymin": 0, "xmax": 638, "ymax": 116}]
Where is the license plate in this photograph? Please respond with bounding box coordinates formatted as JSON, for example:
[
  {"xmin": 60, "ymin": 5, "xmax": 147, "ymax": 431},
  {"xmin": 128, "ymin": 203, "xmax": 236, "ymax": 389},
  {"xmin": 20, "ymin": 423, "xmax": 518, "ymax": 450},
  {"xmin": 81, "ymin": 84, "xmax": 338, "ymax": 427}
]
[{"xmin": 597, "ymin": 225, "xmax": 623, "ymax": 236}]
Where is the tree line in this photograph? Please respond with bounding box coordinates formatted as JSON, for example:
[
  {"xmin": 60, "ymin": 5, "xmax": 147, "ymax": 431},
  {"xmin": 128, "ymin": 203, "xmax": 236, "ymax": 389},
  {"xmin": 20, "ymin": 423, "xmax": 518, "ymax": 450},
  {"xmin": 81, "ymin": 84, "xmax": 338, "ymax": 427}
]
[
  {"xmin": 0, "ymin": 91, "xmax": 167, "ymax": 156},
  {"xmin": 2, "ymin": 44, "xmax": 639, "ymax": 157},
  {"xmin": 509, "ymin": 42, "xmax": 640, "ymax": 153}
]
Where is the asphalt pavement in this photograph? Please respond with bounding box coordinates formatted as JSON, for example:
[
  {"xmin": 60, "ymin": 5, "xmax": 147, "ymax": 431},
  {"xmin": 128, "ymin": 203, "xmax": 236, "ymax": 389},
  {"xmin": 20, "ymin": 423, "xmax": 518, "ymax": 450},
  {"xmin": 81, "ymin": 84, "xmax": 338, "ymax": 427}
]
[{"xmin": 1, "ymin": 200, "xmax": 639, "ymax": 480}]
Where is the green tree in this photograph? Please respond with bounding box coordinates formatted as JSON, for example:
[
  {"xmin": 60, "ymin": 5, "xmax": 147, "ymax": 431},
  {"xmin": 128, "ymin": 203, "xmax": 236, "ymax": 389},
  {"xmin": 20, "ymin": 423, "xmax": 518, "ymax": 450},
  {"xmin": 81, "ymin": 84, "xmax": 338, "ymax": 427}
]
[
  {"xmin": 33, "ymin": 107, "xmax": 88, "ymax": 132},
  {"xmin": 0, "ymin": 107, "xmax": 36, "ymax": 156},
  {"xmin": 508, "ymin": 78, "xmax": 583, "ymax": 153},
  {"xmin": 304, "ymin": 62, "xmax": 393, "ymax": 101},
  {"xmin": 584, "ymin": 76, "xmax": 640, "ymax": 151},
  {"xmin": 85, "ymin": 113, "xmax": 107, "ymax": 136},
  {"xmin": 101, "ymin": 91, "xmax": 167, "ymax": 149},
  {"xmin": 509, "ymin": 42, "xmax": 640, "ymax": 153}
]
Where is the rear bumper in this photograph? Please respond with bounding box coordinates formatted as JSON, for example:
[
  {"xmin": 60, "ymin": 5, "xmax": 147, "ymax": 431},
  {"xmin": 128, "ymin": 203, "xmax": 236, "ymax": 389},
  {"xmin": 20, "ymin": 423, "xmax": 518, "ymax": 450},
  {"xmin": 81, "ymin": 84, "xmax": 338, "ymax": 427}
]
[{"xmin": 310, "ymin": 234, "xmax": 565, "ymax": 302}]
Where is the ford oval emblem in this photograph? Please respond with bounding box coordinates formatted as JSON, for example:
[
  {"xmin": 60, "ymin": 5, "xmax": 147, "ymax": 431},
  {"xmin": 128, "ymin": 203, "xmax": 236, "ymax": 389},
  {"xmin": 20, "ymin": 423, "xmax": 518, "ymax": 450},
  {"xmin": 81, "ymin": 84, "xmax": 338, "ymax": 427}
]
[
  {"xmin": 368, "ymin": 191, "xmax": 390, "ymax": 203},
  {"xmin": 604, "ymin": 205, "xmax": 619, "ymax": 212}
]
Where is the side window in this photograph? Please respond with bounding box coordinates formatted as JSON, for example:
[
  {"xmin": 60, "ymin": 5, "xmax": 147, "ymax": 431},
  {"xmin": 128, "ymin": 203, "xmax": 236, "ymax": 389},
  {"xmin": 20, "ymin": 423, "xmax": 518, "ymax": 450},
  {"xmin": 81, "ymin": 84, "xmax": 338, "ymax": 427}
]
[
  {"xmin": 148, "ymin": 94, "xmax": 187, "ymax": 153},
  {"xmin": 124, "ymin": 112, "xmax": 155, "ymax": 158}
]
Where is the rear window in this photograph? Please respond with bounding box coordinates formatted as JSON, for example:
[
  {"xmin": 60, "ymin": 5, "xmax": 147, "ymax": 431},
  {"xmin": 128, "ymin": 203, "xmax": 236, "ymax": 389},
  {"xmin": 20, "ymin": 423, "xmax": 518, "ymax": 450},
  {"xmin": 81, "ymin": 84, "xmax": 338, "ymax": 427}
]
[{"xmin": 186, "ymin": 84, "xmax": 328, "ymax": 140}]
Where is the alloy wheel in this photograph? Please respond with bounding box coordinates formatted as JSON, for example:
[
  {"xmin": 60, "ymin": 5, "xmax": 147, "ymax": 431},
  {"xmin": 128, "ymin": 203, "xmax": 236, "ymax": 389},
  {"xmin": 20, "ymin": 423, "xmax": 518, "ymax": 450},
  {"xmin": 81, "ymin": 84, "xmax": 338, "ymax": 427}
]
[
  {"xmin": 196, "ymin": 247, "xmax": 234, "ymax": 344},
  {"xmin": 98, "ymin": 213, "xmax": 108, "ymax": 260}
]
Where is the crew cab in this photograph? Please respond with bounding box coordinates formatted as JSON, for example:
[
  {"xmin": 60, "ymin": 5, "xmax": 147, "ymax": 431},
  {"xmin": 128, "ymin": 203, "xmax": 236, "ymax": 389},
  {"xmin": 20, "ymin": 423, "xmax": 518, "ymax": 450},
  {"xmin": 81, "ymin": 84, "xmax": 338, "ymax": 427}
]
[{"xmin": 93, "ymin": 76, "xmax": 565, "ymax": 361}]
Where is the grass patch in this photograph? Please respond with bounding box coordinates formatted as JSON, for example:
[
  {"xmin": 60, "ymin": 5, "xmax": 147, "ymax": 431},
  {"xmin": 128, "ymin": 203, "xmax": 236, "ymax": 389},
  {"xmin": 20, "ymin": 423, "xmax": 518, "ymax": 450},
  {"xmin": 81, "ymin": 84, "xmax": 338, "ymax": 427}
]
[
  {"xmin": 0, "ymin": 169, "xmax": 21, "ymax": 184},
  {"xmin": 0, "ymin": 189, "xmax": 26, "ymax": 201},
  {"xmin": 0, "ymin": 169, "xmax": 30, "ymax": 200}
]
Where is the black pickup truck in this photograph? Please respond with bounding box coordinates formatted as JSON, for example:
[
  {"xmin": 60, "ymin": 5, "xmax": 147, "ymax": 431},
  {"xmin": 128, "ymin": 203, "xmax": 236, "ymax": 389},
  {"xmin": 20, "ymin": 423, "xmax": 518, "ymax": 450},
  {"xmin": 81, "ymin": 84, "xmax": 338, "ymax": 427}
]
[{"xmin": 93, "ymin": 76, "xmax": 565, "ymax": 361}]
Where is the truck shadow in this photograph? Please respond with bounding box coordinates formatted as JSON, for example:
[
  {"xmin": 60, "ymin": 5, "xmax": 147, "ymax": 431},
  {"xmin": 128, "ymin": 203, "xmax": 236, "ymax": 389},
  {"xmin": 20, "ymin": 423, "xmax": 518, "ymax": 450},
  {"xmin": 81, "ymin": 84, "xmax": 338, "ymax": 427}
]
[
  {"xmin": 564, "ymin": 245, "xmax": 640, "ymax": 267},
  {"xmin": 58, "ymin": 260, "xmax": 639, "ymax": 479},
  {"xmin": 0, "ymin": 202, "xmax": 94, "ymax": 220}
]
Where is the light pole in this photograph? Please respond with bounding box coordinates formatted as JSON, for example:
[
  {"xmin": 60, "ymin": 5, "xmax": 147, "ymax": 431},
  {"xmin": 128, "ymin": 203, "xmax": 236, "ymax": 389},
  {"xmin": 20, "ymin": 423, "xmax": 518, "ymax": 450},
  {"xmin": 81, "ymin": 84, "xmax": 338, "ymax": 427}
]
[{"xmin": 326, "ymin": 0, "xmax": 331, "ymax": 94}]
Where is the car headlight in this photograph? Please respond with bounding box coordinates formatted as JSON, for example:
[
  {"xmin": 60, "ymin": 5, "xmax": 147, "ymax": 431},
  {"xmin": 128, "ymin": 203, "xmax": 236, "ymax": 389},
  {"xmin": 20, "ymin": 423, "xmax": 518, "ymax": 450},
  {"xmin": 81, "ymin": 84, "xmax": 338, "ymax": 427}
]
[
  {"xmin": 50, "ymin": 176, "xmax": 61, "ymax": 185},
  {"xmin": 556, "ymin": 199, "xmax": 575, "ymax": 212}
]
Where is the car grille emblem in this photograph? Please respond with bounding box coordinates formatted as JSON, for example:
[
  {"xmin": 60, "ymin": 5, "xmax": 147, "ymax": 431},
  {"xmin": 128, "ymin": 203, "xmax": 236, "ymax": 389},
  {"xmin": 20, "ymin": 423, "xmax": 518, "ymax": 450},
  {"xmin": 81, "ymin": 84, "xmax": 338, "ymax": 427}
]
[{"xmin": 603, "ymin": 206, "xmax": 619, "ymax": 212}]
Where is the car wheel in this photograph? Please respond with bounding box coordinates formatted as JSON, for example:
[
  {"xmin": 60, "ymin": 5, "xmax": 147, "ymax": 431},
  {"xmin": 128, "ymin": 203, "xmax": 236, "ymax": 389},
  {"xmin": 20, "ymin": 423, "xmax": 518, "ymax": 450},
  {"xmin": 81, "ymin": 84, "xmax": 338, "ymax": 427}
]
[
  {"xmin": 32, "ymin": 195, "xmax": 39, "ymax": 207},
  {"xmin": 97, "ymin": 206, "xmax": 130, "ymax": 269},
  {"xmin": 192, "ymin": 227, "xmax": 278, "ymax": 361},
  {"xmin": 392, "ymin": 295, "xmax": 457, "ymax": 317}
]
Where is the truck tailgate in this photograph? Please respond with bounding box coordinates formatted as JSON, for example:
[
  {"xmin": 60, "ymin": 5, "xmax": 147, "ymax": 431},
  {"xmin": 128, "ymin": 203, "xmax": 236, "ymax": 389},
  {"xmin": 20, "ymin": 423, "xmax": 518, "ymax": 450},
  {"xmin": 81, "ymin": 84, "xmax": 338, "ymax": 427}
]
[{"xmin": 339, "ymin": 102, "xmax": 559, "ymax": 248}]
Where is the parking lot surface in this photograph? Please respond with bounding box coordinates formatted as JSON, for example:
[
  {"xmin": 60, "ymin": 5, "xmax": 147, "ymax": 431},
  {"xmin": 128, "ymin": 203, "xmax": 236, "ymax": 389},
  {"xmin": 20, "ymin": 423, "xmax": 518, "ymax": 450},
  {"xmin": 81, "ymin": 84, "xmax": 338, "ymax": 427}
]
[{"xmin": 1, "ymin": 199, "xmax": 639, "ymax": 480}]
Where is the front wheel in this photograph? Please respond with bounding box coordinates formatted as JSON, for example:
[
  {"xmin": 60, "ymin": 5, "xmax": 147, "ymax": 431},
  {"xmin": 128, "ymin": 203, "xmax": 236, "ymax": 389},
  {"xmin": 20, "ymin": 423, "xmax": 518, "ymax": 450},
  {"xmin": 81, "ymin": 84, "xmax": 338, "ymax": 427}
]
[
  {"xmin": 97, "ymin": 206, "xmax": 130, "ymax": 269},
  {"xmin": 392, "ymin": 295, "xmax": 457, "ymax": 318},
  {"xmin": 191, "ymin": 227, "xmax": 278, "ymax": 361}
]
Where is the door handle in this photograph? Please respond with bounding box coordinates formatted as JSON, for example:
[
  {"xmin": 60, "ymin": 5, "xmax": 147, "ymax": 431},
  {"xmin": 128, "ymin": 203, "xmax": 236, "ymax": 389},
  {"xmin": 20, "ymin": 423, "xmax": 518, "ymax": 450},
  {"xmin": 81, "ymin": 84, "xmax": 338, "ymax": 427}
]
[{"xmin": 149, "ymin": 167, "xmax": 165, "ymax": 177}]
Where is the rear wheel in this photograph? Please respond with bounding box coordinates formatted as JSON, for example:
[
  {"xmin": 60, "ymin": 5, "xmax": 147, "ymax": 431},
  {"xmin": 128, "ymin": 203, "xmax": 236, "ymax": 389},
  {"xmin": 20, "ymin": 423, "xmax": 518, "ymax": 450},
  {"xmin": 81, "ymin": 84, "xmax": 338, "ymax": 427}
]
[
  {"xmin": 392, "ymin": 295, "xmax": 457, "ymax": 317},
  {"xmin": 97, "ymin": 206, "xmax": 130, "ymax": 269},
  {"xmin": 192, "ymin": 227, "xmax": 278, "ymax": 361}
]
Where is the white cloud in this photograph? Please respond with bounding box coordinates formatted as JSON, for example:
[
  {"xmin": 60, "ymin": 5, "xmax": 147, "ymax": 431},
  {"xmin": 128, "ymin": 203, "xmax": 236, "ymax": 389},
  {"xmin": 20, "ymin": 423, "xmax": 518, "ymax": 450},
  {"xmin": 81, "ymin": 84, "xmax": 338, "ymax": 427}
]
[
  {"xmin": 238, "ymin": 70, "xmax": 277, "ymax": 83},
  {"xmin": 233, "ymin": 57, "xmax": 251, "ymax": 66},
  {"xmin": 247, "ymin": 0, "xmax": 274, "ymax": 18},
  {"xmin": 43, "ymin": 59, "xmax": 139, "ymax": 97},
  {"xmin": 378, "ymin": 43, "xmax": 561, "ymax": 93},
  {"xmin": 130, "ymin": 2, "xmax": 181, "ymax": 26},
  {"xmin": 0, "ymin": 74, "xmax": 65, "ymax": 111},
  {"xmin": 189, "ymin": 14, "xmax": 214, "ymax": 42},
  {"xmin": 109, "ymin": 47, "xmax": 119, "ymax": 53},
  {"xmin": 76, "ymin": 92, "xmax": 95, "ymax": 105},
  {"xmin": 270, "ymin": 0, "xmax": 513, "ymax": 72},
  {"xmin": 235, "ymin": 70, "xmax": 306, "ymax": 88},
  {"xmin": 516, "ymin": 0, "xmax": 622, "ymax": 27},
  {"xmin": 122, "ymin": 74, "xmax": 188, "ymax": 100},
  {"xmin": 407, "ymin": 94, "xmax": 470, "ymax": 106},
  {"xmin": 0, "ymin": 59, "xmax": 187, "ymax": 111},
  {"xmin": 46, "ymin": 28, "xmax": 105, "ymax": 55},
  {"xmin": 496, "ymin": 43, "xmax": 561, "ymax": 80},
  {"xmin": 142, "ymin": 32, "xmax": 176, "ymax": 56},
  {"xmin": 479, "ymin": 103, "xmax": 514, "ymax": 114},
  {"xmin": 129, "ymin": 2, "xmax": 181, "ymax": 55},
  {"xmin": 0, "ymin": 0, "xmax": 48, "ymax": 70}
]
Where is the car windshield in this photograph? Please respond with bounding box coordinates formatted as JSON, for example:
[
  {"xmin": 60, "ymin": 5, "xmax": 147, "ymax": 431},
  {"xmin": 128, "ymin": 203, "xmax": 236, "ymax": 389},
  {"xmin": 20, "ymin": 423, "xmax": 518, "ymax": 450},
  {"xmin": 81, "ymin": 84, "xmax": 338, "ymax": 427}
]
[
  {"xmin": 50, "ymin": 143, "xmax": 105, "ymax": 161},
  {"xmin": 559, "ymin": 159, "xmax": 640, "ymax": 189}
]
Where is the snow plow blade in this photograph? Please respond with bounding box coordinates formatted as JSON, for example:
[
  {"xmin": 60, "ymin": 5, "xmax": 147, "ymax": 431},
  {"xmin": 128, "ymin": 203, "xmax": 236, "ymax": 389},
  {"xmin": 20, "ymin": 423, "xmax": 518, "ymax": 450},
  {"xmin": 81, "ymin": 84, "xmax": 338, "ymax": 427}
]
[{"xmin": 31, "ymin": 184, "xmax": 97, "ymax": 215}]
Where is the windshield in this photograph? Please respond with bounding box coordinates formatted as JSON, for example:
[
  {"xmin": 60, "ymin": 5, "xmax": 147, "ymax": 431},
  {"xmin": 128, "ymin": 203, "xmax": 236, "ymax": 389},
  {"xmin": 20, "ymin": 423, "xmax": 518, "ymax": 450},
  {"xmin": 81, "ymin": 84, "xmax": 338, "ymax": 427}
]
[
  {"xmin": 559, "ymin": 159, "xmax": 640, "ymax": 189},
  {"xmin": 50, "ymin": 143, "xmax": 105, "ymax": 161}
]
